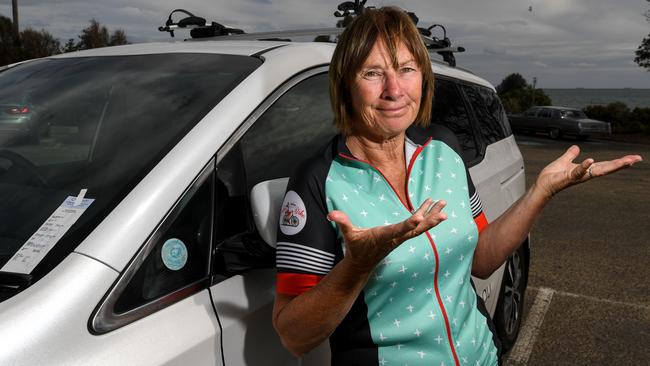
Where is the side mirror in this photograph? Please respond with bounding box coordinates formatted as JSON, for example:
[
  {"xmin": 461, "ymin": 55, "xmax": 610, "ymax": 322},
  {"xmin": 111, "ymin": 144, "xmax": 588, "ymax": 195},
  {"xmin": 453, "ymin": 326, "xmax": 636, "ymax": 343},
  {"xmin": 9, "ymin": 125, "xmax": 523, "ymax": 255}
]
[{"xmin": 249, "ymin": 177, "xmax": 289, "ymax": 248}]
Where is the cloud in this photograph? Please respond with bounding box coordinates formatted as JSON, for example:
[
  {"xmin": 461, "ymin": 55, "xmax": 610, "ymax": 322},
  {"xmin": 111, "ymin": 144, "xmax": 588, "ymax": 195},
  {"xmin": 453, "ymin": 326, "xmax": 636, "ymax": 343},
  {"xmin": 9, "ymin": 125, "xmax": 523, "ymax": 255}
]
[
  {"xmin": 484, "ymin": 46, "xmax": 507, "ymax": 55},
  {"xmin": 0, "ymin": 0, "xmax": 648, "ymax": 87},
  {"xmin": 571, "ymin": 62, "xmax": 596, "ymax": 67}
]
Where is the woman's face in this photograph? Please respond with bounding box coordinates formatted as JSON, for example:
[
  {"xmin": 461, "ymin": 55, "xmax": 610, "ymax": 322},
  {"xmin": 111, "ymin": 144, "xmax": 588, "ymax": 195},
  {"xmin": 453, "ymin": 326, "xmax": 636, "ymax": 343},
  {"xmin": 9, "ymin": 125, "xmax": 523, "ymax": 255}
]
[{"xmin": 350, "ymin": 39, "xmax": 423, "ymax": 140}]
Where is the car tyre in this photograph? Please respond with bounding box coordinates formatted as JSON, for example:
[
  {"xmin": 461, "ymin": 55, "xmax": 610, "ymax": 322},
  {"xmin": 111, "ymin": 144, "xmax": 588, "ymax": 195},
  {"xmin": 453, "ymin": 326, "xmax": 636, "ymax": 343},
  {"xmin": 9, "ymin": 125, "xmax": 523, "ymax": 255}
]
[
  {"xmin": 548, "ymin": 128, "xmax": 561, "ymax": 139},
  {"xmin": 494, "ymin": 244, "xmax": 528, "ymax": 353}
]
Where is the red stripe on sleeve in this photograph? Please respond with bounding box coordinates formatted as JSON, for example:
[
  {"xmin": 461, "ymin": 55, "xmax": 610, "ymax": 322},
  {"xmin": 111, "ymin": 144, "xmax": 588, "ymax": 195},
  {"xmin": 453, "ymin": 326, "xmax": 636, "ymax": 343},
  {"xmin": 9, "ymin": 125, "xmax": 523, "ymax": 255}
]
[
  {"xmin": 474, "ymin": 211, "xmax": 488, "ymax": 234},
  {"xmin": 276, "ymin": 273, "xmax": 324, "ymax": 296}
]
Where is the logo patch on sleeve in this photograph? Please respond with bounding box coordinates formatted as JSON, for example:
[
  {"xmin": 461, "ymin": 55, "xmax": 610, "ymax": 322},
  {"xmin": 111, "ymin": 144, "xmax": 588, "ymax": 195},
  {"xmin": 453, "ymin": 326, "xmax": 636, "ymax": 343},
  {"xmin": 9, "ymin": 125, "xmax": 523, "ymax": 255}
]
[{"xmin": 280, "ymin": 190, "xmax": 307, "ymax": 235}]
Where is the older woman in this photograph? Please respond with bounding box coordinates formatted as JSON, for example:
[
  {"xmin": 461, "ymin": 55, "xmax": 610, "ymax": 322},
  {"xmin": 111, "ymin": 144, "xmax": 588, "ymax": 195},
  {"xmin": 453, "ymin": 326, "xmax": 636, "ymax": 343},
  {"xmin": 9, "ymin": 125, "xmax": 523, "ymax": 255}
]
[{"xmin": 272, "ymin": 6, "xmax": 642, "ymax": 366}]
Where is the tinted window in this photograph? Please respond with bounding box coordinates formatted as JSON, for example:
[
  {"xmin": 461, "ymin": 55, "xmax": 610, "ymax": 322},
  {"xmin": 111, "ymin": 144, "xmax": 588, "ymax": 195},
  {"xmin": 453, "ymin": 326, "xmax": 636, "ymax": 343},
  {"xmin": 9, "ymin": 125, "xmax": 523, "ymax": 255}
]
[
  {"xmin": 213, "ymin": 72, "xmax": 336, "ymax": 278},
  {"xmin": 240, "ymin": 73, "xmax": 336, "ymax": 187},
  {"xmin": 114, "ymin": 170, "xmax": 213, "ymax": 313},
  {"xmin": 463, "ymin": 85, "xmax": 509, "ymax": 144},
  {"xmin": 525, "ymin": 108, "xmax": 540, "ymax": 117},
  {"xmin": 0, "ymin": 55, "xmax": 260, "ymax": 296},
  {"xmin": 431, "ymin": 78, "xmax": 480, "ymax": 163},
  {"xmin": 538, "ymin": 109, "xmax": 552, "ymax": 118}
]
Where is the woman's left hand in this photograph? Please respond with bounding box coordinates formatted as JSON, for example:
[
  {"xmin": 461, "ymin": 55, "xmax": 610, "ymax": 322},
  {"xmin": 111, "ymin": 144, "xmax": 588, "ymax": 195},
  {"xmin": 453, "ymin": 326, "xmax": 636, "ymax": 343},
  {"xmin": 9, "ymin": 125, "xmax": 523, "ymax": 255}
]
[{"xmin": 535, "ymin": 145, "xmax": 643, "ymax": 199}]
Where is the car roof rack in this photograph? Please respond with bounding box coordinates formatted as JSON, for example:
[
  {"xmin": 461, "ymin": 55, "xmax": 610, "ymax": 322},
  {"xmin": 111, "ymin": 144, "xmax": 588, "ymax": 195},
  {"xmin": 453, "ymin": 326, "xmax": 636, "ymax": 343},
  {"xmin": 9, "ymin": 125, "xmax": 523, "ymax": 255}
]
[
  {"xmin": 158, "ymin": 9, "xmax": 244, "ymax": 38},
  {"xmin": 157, "ymin": 2, "xmax": 465, "ymax": 67}
]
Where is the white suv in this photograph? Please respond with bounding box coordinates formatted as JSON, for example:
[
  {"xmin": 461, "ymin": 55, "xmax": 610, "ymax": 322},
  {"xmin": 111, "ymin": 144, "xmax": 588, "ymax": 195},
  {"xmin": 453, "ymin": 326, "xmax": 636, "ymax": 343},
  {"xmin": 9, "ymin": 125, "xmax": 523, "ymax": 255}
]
[{"xmin": 0, "ymin": 21, "xmax": 528, "ymax": 365}]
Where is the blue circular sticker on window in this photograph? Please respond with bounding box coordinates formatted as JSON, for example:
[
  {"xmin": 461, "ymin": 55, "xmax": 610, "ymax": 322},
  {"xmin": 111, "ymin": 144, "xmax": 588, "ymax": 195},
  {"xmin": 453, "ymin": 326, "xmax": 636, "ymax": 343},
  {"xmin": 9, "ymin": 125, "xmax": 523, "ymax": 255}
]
[{"xmin": 161, "ymin": 238, "xmax": 188, "ymax": 271}]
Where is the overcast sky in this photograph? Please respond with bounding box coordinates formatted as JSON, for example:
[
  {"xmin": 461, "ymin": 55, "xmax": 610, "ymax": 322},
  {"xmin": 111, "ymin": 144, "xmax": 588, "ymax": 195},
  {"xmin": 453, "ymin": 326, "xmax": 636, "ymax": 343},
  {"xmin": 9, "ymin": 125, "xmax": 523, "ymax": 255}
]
[{"xmin": 1, "ymin": 0, "xmax": 649, "ymax": 88}]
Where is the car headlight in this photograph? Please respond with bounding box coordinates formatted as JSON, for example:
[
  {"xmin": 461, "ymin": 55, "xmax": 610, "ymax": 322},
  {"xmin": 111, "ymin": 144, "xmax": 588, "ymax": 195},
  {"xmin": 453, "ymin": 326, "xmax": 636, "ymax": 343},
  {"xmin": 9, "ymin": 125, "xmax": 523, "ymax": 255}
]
[{"xmin": 578, "ymin": 122, "xmax": 584, "ymax": 129}]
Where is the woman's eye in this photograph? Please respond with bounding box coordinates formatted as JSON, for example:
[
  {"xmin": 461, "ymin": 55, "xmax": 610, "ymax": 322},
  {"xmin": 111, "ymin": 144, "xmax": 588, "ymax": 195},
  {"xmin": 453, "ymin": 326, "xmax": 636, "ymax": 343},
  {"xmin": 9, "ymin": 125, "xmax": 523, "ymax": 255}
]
[
  {"xmin": 400, "ymin": 67, "xmax": 417, "ymax": 73},
  {"xmin": 363, "ymin": 70, "xmax": 382, "ymax": 79}
]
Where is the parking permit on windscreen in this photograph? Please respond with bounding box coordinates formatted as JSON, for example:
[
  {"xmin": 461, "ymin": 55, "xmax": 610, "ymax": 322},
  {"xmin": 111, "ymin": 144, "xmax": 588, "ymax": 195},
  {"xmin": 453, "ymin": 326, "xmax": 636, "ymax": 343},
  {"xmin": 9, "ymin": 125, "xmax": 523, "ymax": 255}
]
[{"xmin": 1, "ymin": 190, "xmax": 94, "ymax": 275}]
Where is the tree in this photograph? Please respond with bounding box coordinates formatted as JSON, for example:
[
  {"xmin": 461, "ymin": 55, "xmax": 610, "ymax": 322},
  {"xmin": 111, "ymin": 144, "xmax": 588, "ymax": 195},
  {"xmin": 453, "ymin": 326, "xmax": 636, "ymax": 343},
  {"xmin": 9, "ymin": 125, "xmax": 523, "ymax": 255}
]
[
  {"xmin": 0, "ymin": 15, "xmax": 17, "ymax": 65},
  {"xmin": 635, "ymin": 0, "xmax": 650, "ymax": 70},
  {"xmin": 496, "ymin": 73, "xmax": 527, "ymax": 95},
  {"xmin": 496, "ymin": 73, "xmax": 552, "ymax": 113},
  {"xmin": 0, "ymin": 14, "xmax": 61, "ymax": 66},
  {"xmin": 19, "ymin": 28, "xmax": 61, "ymax": 59},
  {"xmin": 72, "ymin": 18, "xmax": 128, "ymax": 51}
]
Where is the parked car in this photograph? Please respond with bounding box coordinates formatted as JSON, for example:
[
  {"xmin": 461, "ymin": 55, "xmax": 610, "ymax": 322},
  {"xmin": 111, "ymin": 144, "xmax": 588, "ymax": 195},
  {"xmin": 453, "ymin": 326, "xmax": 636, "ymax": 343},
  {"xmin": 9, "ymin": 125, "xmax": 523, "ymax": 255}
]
[
  {"xmin": 0, "ymin": 92, "xmax": 47, "ymax": 143},
  {"xmin": 508, "ymin": 106, "xmax": 611, "ymax": 140},
  {"xmin": 0, "ymin": 18, "xmax": 529, "ymax": 366}
]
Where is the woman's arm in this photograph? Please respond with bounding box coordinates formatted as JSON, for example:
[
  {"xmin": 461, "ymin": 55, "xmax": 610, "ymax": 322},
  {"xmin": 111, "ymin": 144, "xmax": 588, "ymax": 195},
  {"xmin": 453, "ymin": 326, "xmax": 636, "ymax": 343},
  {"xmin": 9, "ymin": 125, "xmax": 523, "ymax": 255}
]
[
  {"xmin": 273, "ymin": 198, "xmax": 447, "ymax": 356},
  {"xmin": 472, "ymin": 145, "xmax": 642, "ymax": 279}
]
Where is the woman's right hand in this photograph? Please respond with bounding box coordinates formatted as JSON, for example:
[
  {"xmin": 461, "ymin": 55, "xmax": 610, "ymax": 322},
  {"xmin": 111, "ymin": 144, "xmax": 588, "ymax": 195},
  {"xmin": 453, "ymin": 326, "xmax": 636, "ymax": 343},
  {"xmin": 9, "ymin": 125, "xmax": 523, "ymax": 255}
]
[{"xmin": 327, "ymin": 198, "xmax": 447, "ymax": 273}]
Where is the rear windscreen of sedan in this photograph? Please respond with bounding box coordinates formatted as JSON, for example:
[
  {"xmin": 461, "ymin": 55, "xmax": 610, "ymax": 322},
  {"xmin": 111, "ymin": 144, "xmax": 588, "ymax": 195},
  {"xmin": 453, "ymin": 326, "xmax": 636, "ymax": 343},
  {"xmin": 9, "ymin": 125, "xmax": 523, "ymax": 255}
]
[{"xmin": 0, "ymin": 54, "xmax": 261, "ymax": 294}]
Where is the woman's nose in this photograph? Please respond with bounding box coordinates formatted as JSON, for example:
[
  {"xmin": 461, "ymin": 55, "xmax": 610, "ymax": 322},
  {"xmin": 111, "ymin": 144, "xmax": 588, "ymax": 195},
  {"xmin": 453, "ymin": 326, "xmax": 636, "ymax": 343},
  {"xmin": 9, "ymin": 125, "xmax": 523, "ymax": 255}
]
[{"xmin": 382, "ymin": 72, "xmax": 402, "ymax": 100}]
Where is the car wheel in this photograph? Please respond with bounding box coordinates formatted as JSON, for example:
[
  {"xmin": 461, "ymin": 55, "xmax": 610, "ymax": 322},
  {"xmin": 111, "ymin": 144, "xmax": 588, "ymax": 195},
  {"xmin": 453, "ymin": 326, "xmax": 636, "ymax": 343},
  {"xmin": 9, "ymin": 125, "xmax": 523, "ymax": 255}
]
[
  {"xmin": 548, "ymin": 128, "xmax": 561, "ymax": 139},
  {"xmin": 494, "ymin": 244, "xmax": 528, "ymax": 352}
]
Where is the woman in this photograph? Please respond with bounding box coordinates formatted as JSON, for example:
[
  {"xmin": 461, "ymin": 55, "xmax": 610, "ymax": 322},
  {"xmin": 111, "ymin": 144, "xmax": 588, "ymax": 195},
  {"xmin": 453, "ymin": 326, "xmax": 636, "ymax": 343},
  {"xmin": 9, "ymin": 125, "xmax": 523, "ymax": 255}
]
[{"xmin": 272, "ymin": 6, "xmax": 642, "ymax": 366}]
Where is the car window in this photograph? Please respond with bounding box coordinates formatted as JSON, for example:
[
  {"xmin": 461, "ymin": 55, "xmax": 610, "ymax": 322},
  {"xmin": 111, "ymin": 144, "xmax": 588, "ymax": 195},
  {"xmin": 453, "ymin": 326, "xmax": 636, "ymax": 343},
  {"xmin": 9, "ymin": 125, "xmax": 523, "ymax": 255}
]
[
  {"xmin": 213, "ymin": 72, "xmax": 336, "ymax": 279},
  {"xmin": 462, "ymin": 85, "xmax": 510, "ymax": 144},
  {"xmin": 113, "ymin": 169, "xmax": 213, "ymax": 314},
  {"xmin": 431, "ymin": 78, "xmax": 480, "ymax": 163},
  {"xmin": 561, "ymin": 110, "xmax": 586, "ymax": 119},
  {"xmin": 538, "ymin": 109, "xmax": 552, "ymax": 118},
  {"xmin": 240, "ymin": 73, "xmax": 336, "ymax": 186},
  {"xmin": 0, "ymin": 55, "xmax": 261, "ymax": 295},
  {"xmin": 524, "ymin": 108, "xmax": 539, "ymax": 117}
]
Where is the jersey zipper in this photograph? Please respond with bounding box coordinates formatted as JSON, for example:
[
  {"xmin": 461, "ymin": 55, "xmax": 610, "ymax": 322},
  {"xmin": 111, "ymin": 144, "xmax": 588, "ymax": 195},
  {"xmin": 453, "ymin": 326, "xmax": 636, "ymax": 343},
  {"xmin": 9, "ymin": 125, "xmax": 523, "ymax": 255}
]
[{"xmin": 338, "ymin": 137, "xmax": 461, "ymax": 366}]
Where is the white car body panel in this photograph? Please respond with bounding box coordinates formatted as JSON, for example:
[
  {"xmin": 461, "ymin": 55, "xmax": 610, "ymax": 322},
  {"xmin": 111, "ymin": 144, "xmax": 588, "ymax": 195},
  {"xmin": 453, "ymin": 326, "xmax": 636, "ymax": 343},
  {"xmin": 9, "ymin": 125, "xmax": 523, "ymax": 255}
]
[
  {"xmin": 468, "ymin": 135, "xmax": 526, "ymax": 313},
  {"xmin": 0, "ymin": 254, "xmax": 223, "ymax": 365},
  {"xmin": 75, "ymin": 42, "xmax": 335, "ymax": 271}
]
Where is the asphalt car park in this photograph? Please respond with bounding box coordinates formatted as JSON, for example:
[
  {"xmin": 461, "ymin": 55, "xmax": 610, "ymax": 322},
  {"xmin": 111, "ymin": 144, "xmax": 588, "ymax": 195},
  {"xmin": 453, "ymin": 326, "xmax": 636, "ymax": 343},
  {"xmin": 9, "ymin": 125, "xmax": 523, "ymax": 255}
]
[{"xmin": 504, "ymin": 134, "xmax": 650, "ymax": 366}]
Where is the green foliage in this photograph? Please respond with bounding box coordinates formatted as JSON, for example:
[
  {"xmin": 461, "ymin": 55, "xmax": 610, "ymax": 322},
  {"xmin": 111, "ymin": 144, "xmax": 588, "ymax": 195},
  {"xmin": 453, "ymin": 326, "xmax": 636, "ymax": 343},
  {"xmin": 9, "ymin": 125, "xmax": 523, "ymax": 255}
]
[
  {"xmin": 496, "ymin": 73, "xmax": 527, "ymax": 95},
  {"xmin": 74, "ymin": 19, "xmax": 128, "ymax": 51},
  {"xmin": 636, "ymin": 1, "xmax": 650, "ymax": 70},
  {"xmin": 496, "ymin": 73, "xmax": 552, "ymax": 113},
  {"xmin": 583, "ymin": 102, "xmax": 650, "ymax": 134},
  {"xmin": 634, "ymin": 35, "xmax": 650, "ymax": 70},
  {"xmin": 0, "ymin": 15, "xmax": 18, "ymax": 65},
  {"xmin": 20, "ymin": 28, "xmax": 61, "ymax": 59},
  {"xmin": 0, "ymin": 14, "xmax": 60, "ymax": 66}
]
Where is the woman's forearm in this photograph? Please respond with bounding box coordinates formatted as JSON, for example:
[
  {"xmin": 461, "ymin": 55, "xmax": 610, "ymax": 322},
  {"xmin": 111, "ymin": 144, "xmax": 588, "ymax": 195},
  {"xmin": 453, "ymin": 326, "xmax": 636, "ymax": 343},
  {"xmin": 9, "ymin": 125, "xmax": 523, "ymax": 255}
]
[
  {"xmin": 273, "ymin": 257, "xmax": 373, "ymax": 357},
  {"xmin": 471, "ymin": 183, "xmax": 550, "ymax": 278}
]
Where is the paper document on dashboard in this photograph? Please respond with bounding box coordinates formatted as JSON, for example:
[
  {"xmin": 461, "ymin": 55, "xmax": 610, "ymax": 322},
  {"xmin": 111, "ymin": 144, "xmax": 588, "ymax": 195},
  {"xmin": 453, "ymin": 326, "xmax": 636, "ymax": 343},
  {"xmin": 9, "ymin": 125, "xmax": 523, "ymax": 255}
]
[{"xmin": 1, "ymin": 195, "xmax": 94, "ymax": 275}]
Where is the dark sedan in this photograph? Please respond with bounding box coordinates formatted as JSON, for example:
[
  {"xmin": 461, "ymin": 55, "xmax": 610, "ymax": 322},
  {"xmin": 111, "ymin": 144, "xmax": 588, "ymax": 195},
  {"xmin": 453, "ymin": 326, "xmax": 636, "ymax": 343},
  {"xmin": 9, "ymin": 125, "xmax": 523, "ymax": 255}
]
[{"xmin": 508, "ymin": 106, "xmax": 611, "ymax": 140}]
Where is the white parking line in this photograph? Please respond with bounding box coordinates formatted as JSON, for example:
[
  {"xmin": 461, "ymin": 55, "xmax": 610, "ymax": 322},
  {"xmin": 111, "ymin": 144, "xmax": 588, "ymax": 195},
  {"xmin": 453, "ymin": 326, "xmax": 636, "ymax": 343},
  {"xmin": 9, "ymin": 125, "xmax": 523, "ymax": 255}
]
[
  {"xmin": 545, "ymin": 288, "xmax": 650, "ymax": 311},
  {"xmin": 504, "ymin": 287, "xmax": 555, "ymax": 366},
  {"xmin": 504, "ymin": 286, "xmax": 649, "ymax": 365}
]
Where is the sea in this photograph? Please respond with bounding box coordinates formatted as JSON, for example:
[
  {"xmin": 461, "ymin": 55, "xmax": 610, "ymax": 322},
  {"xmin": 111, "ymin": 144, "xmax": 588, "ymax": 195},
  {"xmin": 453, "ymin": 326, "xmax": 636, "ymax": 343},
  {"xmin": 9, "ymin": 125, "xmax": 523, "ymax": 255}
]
[{"xmin": 542, "ymin": 89, "xmax": 650, "ymax": 110}]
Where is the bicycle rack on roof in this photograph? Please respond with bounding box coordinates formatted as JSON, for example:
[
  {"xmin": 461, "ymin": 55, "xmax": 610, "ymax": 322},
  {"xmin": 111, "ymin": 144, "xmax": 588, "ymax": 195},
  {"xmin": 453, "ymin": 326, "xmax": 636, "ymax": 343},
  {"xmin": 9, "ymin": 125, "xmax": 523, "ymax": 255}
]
[
  {"xmin": 157, "ymin": 2, "xmax": 465, "ymax": 67},
  {"xmin": 158, "ymin": 9, "xmax": 244, "ymax": 38}
]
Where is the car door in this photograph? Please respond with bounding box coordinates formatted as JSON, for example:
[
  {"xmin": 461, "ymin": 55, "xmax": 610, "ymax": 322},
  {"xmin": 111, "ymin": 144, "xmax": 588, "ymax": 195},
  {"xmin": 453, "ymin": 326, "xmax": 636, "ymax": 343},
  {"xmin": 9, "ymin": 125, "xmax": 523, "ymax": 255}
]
[
  {"xmin": 208, "ymin": 68, "xmax": 336, "ymax": 366},
  {"xmin": 459, "ymin": 83, "xmax": 526, "ymax": 313},
  {"xmin": 88, "ymin": 160, "xmax": 225, "ymax": 366}
]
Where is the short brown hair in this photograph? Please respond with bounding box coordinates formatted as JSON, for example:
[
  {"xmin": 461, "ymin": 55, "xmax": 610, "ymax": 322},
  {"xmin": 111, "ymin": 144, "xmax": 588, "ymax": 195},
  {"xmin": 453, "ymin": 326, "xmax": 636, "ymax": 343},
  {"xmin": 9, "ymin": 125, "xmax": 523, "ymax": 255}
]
[{"xmin": 329, "ymin": 6, "xmax": 434, "ymax": 136}]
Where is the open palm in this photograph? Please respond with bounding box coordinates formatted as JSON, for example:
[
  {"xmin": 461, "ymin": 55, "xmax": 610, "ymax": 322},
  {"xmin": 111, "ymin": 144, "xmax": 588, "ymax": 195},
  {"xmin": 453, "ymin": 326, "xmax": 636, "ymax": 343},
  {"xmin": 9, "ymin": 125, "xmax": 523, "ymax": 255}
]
[
  {"xmin": 536, "ymin": 145, "xmax": 643, "ymax": 198},
  {"xmin": 327, "ymin": 198, "xmax": 447, "ymax": 272}
]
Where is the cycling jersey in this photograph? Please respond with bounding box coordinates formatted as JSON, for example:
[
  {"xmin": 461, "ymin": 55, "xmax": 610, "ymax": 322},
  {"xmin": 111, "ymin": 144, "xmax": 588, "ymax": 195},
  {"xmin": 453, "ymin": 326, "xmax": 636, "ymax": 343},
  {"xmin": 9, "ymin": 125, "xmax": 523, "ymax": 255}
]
[{"xmin": 276, "ymin": 125, "xmax": 500, "ymax": 366}]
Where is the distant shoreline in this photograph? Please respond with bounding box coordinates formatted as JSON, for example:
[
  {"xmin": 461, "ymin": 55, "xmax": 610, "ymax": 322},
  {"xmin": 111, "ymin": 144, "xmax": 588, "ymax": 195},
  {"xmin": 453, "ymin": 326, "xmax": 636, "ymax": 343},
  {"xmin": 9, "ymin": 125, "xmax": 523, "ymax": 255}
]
[{"xmin": 540, "ymin": 88, "xmax": 650, "ymax": 109}]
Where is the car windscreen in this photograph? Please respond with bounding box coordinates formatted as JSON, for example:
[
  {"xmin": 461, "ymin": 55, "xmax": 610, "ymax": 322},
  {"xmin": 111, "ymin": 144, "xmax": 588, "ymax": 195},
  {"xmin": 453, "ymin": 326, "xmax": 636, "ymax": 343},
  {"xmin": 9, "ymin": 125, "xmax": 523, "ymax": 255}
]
[{"xmin": 0, "ymin": 53, "xmax": 261, "ymax": 297}]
